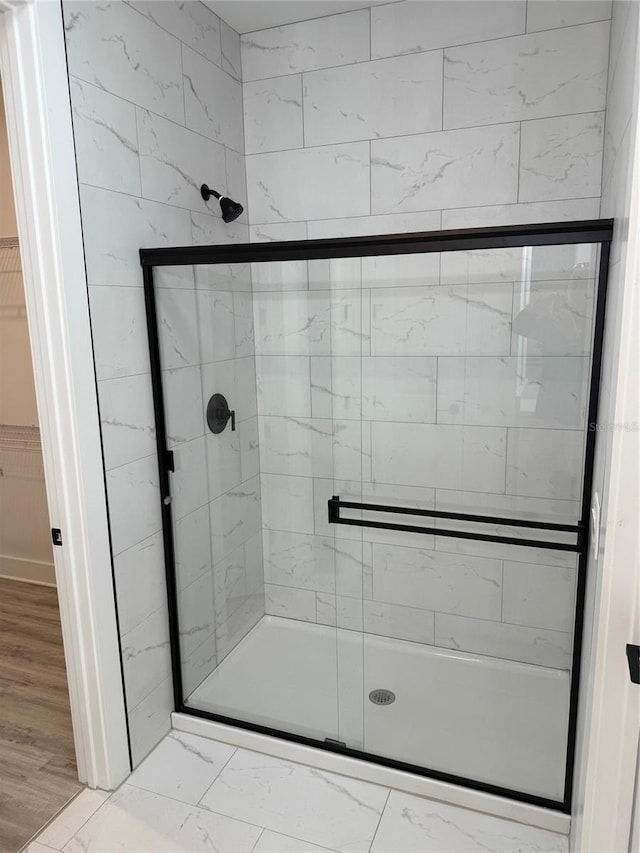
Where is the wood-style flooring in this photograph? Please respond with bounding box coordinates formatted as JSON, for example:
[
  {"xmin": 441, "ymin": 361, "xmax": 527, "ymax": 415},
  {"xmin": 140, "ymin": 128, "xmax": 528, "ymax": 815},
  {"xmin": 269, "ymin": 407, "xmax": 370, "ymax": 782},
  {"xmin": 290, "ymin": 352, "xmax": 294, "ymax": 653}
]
[{"xmin": 0, "ymin": 578, "xmax": 82, "ymax": 852}]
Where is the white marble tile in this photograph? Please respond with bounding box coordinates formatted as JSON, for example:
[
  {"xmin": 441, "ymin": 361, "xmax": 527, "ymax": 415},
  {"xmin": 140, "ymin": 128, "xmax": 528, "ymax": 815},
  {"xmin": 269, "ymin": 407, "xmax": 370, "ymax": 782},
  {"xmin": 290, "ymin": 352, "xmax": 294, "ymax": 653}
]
[
  {"xmin": 182, "ymin": 632, "xmax": 217, "ymax": 696},
  {"xmin": 63, "ymin": 1, "xmax": 183, "ymax": 122},
  {"xmin": 196, "ymin": 290, "xmax": 236, "ymax": 363},
  {"xmin": 192, "ymin": 211, "xmax": 249, "ymax": 246},
  {"xmin": 312, "ymin": 477, "xmax": 364, "ymax": 542},
  {"xmin": 444, "ymin": 22, "xmax": 609, "ymax": 129},
  {"xmin": 205, "ymin": 426, "xmax": 242, "ymax": 502},
  {"xmin": 372, "ymin": 543, "xmax": 502, "ymax": 619},
  {"xmin": 121, "ymin": 606, "xmax": 171, "ymax": 710},
  {"xmin": 307, "ymin": 211, "xmax": 441, "ymax": 240},
  {"xmin": 372, "ymin": 422, "xmax": 507, "ymax": 492},
  {"xmin": 155, "ymin": 286, "xmax": 201, "ymax": 370},
  {"xmin": 250, "ymin": 222, "xmax": 308, "ymax": 242},
  {"xmin": 362, "ymin": 356, "xmax": 437, "ymax": 423},
  {"xmin": 307, "ymin": 258, "xmax": 361, "ymax": 291},
  {"xmin": 138, "ymin": 109, "xmax": 226, "ymax": 213},
  {"xmin": 129, "ymin": 730, "xmax": 234, "ymax": 805},
  {"xmin": 106, "ymin": 454, "xmax": 161, "ymax": 554},
  {"xmin": 506, "ymin": 427, "xmax": 584, "ymax": 500},
  {"xmin": 527, "ymin": 0, "xmax": 611, "ymax": 32},
  {"xmin": 194, "ymin": 258, "xmax": 251, "ymax": 295},
  {"xmin": 233, "ymin": 292, "xmax": 255, "ymax": 357},
  {"xmin": 512, "ymin": 277, "xmax": 595, "ymax": 356},
  {"xmin": 244, "ymin": 75, "xmax": 303, "ymax": 154},
  {"xmin": 364, "ymin": 600, "xmax": 434, "ymax": 645},
  {"xmin": 131, "ymin": 0, "xmax": 221, "ymax": 66},
  {"xmin": 304, "ymin": 51, "xmax": 442, "ymax": 147},
  {"xmin": 113, "ymin": 531, "xmax": 166, "ymax": 636},
  {"xmin": 371, "ymin": 789, "xmax": 568, "ymax": 853},
  {"xmin": 209, "ymin": 475, "xmax": 261, "ymax": 563},
  {"xmin": 370, "ymin": 284, "xmax": 513, "ymax": 356},
  {"xmin": 246, "ymin": 143, "xmax": 370, "ymax": 224},
  {"xmin": 261, "ymin": 473, "xmax": 315, "ymax": 534},
  {"xmin": 441, "ymin": 198, "xmax": 601, "ymax": 229},
  {"xmin": 310, "ymin": 357, "xmax": 361, "ymax": 420},
  {"xmin": 183, "ymin": 46, "xmax": 243, "ymax": 152},
  {"xmin": 239, "ymin": 417, "xmax": 260, "ymax": 482},
  {"xmin": 80, "ymin": 186, "xmax": 191, "ymax": 287},
  {"xmin": 173, "ymin": 504, "xmax": 211, "ymax": 590},
  {"xmin": 240, "ymin": 10, "xmax": 370, "ymax": 81},
  {"xmin": 128, "ymin": 677, "xmax": 173, "ymax": 767},
  {"xmin": 89, "ymin": 286, "xmax": 149, "ymax": 381},
  {"xmin": 36, "ymin": 788, "xmax": 111, "ymax": 851},
  {"xmin": 371, "ymin": 124, "xmax": 519, "ymax": 214},
  {"xmin": 361, "ymin": 253, "xmax": 440, "ymax": 289},
  {"xmin": 256, "ymin": 355, "xmax": 311, "ymax": 416},
  {"xmin": 99, "ymin": 374, "xmax": 155, "ymax": 470},
  {"xmin": 177, "ymin": 570, "xmax": 214, "ymax": 659},
  {"xmin": 70, "ymin": 78, "xmax": 140, "ymax": 195},
  {"xmin": 437, "ymin": 356, "xmax": 589, "ymax": 430},
  {"xmin": 265, "ymin": 583, "xmax": 317, "ymax": 621},
  {"xmin": 212, "ymin": 541, "xmax": 247, "ymax": 624},
  {"xmin": 202, "ymin": 357, "xmax": 257, "ymax": 423},
  {"xmin": 371, "ymin": 1, "xmax": 526, "ymax": 58},
  {"xmin": 63, "ymin": 783, "xmax": 260, "ymax": 852},
  {"xmin": 254, "ymin": 291, "xmax": 330, "ymax": 355},
  {"xmin": 253, "ymin": 831, "xmax": 338, "ymax": 853},
  {"xmin": 263, "ymin": 529, "xmax": 353, "ymax": 594},
  {"xmin": 220, "ymin": 19, "xmax": 242, "ymax": 80},
  {"xmin": 215, "ymin": 592, "xmax": 264, "ymax": 662},
  {"xmin": 244, "ymin": 533, "xmax": 264, "ymax": 594},
  {"xmin": 503, "ymin": 560, "xmax": 576, "ymax": 632},
  {"xmin": 164, "ymin": 366, "xmax": 205, "ymax": 446},
  {"xmin": 23, "ymin": 842, "xmax": 58, "ymax": 853},
  {"xmin": 360, "ymin": 481, "xmax": 436, "ymax": 550},
  {"xmin": 170, "ymin": 436, "xmax": 208, "ymax": 520},
  {"xmin": 259, "ymin": 416, "xmax": 362, "ymax": 480},
  {"xmin": 519, "ymin": 112, "xmax": 605, "ymax": 202},
  {"xmin": 434, "ymin": 613, "xmax": 572, "ymax": 669},
  {"xmin": 200, "ymin": 748, "xmax": 388, "ymax": 853},
  {"xmin": 252, "ymin": 259, "xmax": 309, "ymax": 291}
]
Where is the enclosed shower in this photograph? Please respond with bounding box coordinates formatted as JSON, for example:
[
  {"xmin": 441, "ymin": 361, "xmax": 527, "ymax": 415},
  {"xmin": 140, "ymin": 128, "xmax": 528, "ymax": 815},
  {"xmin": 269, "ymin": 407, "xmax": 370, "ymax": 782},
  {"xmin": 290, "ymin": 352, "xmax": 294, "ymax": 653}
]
[{"xmin": 141, "ymin": 218, "xmax": 611, "ymax": 813}]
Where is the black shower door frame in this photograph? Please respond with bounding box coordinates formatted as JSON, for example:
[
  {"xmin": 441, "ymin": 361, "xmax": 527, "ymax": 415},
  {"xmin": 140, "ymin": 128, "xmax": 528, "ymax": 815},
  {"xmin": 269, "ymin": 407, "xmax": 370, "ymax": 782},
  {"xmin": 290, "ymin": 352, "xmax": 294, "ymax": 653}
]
[{"xmin": 140, "ymin": 219, "xmax": 613, "ymax": 814}]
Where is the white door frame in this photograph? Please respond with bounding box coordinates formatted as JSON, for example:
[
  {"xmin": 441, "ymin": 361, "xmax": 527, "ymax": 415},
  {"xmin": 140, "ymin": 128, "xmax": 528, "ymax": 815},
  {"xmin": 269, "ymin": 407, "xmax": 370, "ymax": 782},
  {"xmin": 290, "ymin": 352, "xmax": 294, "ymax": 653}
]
[{"xmin": 0, "ymin": 0, "xmax": 130, "ymax": 789}]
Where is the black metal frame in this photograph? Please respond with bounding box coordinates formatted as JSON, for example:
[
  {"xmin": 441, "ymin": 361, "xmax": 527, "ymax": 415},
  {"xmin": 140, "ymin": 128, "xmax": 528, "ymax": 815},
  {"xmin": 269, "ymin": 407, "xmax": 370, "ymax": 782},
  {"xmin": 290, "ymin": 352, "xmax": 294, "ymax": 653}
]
[{"xmin": 140, "ymin": 219, "xmax": 613, "ymax": 815}]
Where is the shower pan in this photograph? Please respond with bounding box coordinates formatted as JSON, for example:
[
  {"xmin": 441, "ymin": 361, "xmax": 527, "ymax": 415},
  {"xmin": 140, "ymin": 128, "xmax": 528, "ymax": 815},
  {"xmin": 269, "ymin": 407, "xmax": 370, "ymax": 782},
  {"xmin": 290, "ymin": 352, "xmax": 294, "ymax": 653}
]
[{"xmin": 140, "ymin": 219, "xmax": 612, "ymax": 813}]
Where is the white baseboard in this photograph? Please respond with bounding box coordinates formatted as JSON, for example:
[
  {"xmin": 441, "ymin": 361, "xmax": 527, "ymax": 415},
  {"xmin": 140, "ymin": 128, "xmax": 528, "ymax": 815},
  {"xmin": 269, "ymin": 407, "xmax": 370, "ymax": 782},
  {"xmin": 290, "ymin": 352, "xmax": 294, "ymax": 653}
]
[
  {"xmin": 172, "ymin": 712, "xmax": 571, "ymax": 836},
  {"xmin": 0, "ymin": 554, "xmax": 56, "ymax": 586}
]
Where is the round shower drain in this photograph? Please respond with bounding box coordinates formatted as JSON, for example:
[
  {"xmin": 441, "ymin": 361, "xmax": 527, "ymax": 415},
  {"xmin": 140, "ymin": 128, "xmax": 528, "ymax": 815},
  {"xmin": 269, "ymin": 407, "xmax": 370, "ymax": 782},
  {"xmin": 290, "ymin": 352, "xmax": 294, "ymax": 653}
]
[{"xmin": 369, "ymin": 689, "xmax": 396, "ymax": 706}]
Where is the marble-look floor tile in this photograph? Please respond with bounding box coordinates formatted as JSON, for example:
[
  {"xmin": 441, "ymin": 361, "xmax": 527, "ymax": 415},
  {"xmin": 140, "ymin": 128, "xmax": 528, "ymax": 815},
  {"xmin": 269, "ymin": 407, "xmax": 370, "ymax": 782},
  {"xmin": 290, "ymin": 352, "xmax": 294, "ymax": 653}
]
[
  {"xmin": 371, "ymin": 1, "xmax": 526, "ymax": 59},
  {"xmin": 36, "ymin": 788, "xmax": 111, "ymax": 851},
  {"xmin": 303, "ymin": 51, "xmax": 443, "ymax": 146},
  {"xmin": 444, "ymin": 22, "xmax": 609, "ymax": 128},
  {"xmin": 370, "ymin": 790, "xmax": 568, "ymax": 852},
  {"xmin": 200, "ymin": 748, "xmax": 389, "ymax": 853},
  {"xmin": 240, "ymin": 10, "xmax": 370, "ymax": 81},
  {"xmin": 371, "ymin": 124, "xmax": 519, "ymax": 214},
  {"xmin": 519, "ymin": 112, "xmax": 605, "ymax": 203},
  {"xmin": 62, "ymin": 783, "xmax": 261, "ymax": 852},
  {"xmin": 128, "ymin": 731, "xmax": 235, "ymax": 805},
  {"xmin": 253, "ymin": 830, "xmax": 339, "ymax": 853}
]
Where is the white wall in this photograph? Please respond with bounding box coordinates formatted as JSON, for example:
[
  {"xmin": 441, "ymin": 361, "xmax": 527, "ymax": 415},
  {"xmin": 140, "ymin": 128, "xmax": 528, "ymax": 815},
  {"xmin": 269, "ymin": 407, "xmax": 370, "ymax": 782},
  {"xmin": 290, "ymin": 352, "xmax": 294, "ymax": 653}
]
[
  {"xmin": 0, "ymin": 87, "xmax": 54, "ymax": 586},
  {"xmin": 242, "ymin": 0, "xmax": 611, "ymax": 671},
  {"xmin": 62, "ymin": 0, "xmax": 249, "ymax": 765}
]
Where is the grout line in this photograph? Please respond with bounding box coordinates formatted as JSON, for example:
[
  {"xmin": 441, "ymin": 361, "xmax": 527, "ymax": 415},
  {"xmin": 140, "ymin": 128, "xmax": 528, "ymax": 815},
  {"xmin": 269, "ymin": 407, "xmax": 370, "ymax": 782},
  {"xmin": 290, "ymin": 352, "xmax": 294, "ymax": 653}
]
[
  {"xmin": 196, "ymin": 744, "xmax": 239, "ymax": 807},
  {"xmin": 516, "ymin": 121, "xmax": 523, "ymax": 202},
  {"xmin": 367, "ymin": 789, "xmax": 392, "ymax": 853}
]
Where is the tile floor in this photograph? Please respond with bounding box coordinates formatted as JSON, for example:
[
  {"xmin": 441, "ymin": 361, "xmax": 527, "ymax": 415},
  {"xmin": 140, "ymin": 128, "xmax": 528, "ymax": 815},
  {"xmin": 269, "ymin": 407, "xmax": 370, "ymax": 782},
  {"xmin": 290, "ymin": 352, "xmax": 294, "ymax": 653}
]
[{"xmin": 24, "ymin": 730, "xmax": 569, "ymax": 853}]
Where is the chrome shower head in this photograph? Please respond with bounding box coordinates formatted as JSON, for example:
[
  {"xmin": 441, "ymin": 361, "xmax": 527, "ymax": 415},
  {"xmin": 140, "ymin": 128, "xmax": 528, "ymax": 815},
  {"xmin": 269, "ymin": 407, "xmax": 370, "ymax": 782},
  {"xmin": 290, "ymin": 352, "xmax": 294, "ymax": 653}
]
[{"xmin": 200, "ymin": 184, "xmax": 244, "ymax": 223}]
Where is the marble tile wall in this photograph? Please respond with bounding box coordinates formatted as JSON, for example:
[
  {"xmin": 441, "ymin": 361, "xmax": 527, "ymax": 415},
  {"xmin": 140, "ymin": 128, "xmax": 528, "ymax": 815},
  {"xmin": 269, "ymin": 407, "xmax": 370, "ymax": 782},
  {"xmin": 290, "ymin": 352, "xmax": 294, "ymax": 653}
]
[
  {"xmin": 63, "ymin": 0, "xmax": 256, "ymax": 766},
  {"xmin": 243, "ymin": 0, "xmax": 612, "ymax": 669}
]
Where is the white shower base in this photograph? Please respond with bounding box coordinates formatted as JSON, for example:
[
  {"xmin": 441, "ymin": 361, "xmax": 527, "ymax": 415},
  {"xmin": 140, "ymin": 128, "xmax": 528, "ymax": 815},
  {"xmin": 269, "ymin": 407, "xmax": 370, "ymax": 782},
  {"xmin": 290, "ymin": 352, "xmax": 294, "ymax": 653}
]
[{"xmin": 188, "ymin": 615, "xmax": 569, "ymax": 802}]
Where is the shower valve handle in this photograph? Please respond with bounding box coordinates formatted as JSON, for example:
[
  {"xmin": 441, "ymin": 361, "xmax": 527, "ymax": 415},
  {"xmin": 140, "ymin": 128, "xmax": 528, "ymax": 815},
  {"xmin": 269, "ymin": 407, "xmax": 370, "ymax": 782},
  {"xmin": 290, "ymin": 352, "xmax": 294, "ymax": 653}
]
[{"xmin": 206, "ymin": 393, "xmax": 235, "ymax": 433}]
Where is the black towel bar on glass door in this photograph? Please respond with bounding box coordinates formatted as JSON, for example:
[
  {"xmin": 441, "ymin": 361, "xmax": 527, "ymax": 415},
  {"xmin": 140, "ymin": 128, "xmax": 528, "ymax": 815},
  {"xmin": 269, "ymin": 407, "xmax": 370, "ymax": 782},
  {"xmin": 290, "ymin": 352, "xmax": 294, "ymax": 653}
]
[{"xmin": 327, "ymin": 496, "xmax": 585, "ymax": 553}]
